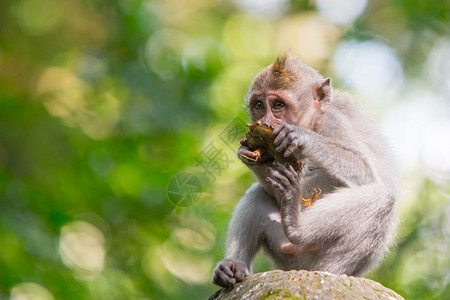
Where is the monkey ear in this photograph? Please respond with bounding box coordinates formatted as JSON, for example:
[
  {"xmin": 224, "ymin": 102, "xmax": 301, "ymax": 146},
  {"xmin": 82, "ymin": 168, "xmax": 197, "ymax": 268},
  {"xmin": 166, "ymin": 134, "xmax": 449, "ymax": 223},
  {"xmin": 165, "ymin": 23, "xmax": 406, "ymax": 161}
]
[{"xmin": 313, "ymin": 78, "xmax": 331, "ymax": 111}]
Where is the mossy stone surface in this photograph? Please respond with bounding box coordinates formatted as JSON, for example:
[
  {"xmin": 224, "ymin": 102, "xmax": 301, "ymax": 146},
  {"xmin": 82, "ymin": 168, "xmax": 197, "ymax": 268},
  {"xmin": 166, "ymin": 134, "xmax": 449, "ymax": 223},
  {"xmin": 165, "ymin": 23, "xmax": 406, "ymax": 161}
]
[{"xmin": 209, "ymin": 270, "xmax": 404, "ymax": 300}]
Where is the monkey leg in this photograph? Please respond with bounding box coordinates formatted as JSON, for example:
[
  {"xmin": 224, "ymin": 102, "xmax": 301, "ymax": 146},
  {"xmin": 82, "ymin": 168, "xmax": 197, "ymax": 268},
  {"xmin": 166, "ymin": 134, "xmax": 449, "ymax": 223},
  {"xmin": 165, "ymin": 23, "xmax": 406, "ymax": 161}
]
[
  {"xmin": 239, "ymin": 185, "xmax": 321, "ymax": 271},
  {"xmin": 283, "ymin": 183, "xmax": 398, "ymax": 275},
  {"xmin": 223, "ymin": 184, "xmax": 268, "ymax": 274},
  {"xmin": 221, "ymin": 183, "xmax": 311, "ymax": 274}
]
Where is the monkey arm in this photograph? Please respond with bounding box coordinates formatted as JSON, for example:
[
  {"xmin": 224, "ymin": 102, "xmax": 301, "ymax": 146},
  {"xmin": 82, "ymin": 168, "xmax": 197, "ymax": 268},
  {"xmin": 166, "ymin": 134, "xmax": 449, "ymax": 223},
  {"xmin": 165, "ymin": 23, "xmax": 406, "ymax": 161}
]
[
  {"xmin": 284, "ymin": 184, "xmax": 396, "ymax": 249},
  {"xmin": 213, "ymin": 184, "xmax": 284, "ymax": 287},
  {"xmin": 267, "ymin": 161, "xmax": 397, "ymax": 248},
  {"xmin": 225, "ymin": 184, "xmax": 265, "ymax": 271},
  {"xmin": 303, "ymin": 132, "xmax": 376, "ymax": 186},
  {"xmin": 265, "ymin": 161, "xmax": 304, "ymax": 244}
]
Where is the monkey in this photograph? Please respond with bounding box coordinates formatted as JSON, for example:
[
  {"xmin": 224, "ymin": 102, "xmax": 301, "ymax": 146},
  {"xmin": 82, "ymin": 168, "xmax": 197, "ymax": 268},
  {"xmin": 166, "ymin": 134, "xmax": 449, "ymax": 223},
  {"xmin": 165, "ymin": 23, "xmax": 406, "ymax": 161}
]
[{"xmin": 211, "ymin": 53, "xmax": 400, "ymax": 288}]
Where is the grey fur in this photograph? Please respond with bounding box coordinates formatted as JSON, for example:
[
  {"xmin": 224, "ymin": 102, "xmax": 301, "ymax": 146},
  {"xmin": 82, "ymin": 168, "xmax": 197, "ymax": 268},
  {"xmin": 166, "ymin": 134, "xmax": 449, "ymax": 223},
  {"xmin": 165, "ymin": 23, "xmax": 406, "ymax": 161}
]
[{"xmin": 212, "ymin": 57, "xmax": 399, "ymax": 288}]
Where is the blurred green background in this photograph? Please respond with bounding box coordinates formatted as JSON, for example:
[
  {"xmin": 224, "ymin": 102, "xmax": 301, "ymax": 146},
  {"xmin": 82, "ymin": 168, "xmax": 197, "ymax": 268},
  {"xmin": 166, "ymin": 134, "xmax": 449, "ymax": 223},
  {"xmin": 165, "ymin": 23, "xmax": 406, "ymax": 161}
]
[{"xmin": 0, "ymin": 0, "xmax": 449, "ymax": 299}]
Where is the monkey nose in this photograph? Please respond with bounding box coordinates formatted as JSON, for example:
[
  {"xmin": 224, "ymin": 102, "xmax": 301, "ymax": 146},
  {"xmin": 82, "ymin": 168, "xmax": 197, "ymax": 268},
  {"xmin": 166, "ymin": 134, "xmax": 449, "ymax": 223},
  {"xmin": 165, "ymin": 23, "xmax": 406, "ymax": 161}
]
[{"xmin": 260, "ymin": 118, "xmax": 281, "ymax": 128}]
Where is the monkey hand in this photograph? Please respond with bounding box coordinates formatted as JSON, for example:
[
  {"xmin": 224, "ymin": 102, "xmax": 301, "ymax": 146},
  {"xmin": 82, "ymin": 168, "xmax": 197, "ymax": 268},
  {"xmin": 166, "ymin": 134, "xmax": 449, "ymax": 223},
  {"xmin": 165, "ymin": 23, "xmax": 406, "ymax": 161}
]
[
  {"xmin": 238, "ymin": 138, "xmax": 272, "ymax": 165},
  {"xmin": 266, "ymin": 161, "xmax": 301, "ymax": 203},
  {"xmin": 273, "ymin": 123, "xmax": 307, "ymax": 158},
  {"xmin": 211, "ymin": 258, "xmax": 250, "ymax": 288}
]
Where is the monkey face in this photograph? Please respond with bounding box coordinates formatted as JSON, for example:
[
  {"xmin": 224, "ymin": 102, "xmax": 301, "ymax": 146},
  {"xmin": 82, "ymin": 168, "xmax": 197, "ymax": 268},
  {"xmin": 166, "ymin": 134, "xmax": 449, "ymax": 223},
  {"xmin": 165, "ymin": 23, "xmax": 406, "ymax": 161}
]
[
  {"xmin": 247, "ymin": 53, "xmax": 331, "ymax": 130},
  {"xmin": 248, "ymin": 90, "xmax": 303, "ymax": 129}
]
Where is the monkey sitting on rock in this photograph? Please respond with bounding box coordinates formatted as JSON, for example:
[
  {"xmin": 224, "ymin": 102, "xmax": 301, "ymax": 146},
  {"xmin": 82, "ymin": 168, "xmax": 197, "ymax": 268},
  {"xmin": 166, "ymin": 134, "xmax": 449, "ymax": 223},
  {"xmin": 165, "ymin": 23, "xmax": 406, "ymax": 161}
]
[{"xmin": 212, "ymin": 53, "xmax": 399, "ymax": 288}]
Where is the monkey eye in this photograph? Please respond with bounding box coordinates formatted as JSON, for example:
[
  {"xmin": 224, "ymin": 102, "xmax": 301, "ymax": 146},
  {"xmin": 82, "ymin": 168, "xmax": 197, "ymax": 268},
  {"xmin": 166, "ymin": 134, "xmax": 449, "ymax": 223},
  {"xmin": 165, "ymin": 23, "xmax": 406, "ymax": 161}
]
[
  {"xmin": 273, "ymin": 101, "xmax": 285, "ymax": 110},
  {"xmin": 255, "ymin": 101, "xmax": 265, "ymax": 110}
]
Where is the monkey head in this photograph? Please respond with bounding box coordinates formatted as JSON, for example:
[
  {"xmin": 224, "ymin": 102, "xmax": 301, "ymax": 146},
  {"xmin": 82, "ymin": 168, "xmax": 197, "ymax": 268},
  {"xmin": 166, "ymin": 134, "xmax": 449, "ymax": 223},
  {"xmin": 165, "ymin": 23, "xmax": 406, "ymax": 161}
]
[{"xmin": 246, "ymin": 53, "xmax": 332, "ymax": 130}]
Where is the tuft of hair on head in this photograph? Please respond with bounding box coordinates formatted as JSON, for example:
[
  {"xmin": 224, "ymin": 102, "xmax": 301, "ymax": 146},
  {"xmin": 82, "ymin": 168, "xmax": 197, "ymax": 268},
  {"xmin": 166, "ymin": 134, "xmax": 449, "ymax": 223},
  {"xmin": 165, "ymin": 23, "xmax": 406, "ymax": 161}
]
[
  {"xmin": 268, "ymin": 52, "xmax": 299, "ymax": 90},
  {"xmin": 250, "ymin": 52, "xmax": 321, "ymax": 95},
  {"xmin": 272, "ymin": 52, "xmax": 291, "ymax": 76}
]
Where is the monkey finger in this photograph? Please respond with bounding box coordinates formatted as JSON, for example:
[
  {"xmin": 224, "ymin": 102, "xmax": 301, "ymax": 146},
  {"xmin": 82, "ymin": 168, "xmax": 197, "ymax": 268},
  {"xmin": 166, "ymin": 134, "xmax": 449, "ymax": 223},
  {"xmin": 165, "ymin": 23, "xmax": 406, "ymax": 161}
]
[
  {"xmin": 284, "ymin": 139, "xmax": 299, "ymax": 157},
  {"xmin": 273, "ymin": 123, "xmax": 286, "ymax": 135},
  {"xmin": 274, "ymin": 161, "xmax": 297, "ymax": 184},
  {"xmin": 273, "ymin": 160, "xmax": 287, "ymax": 171},
  {"xmin": 268, "ymin": 166, "xmax": 290, "ymax": 188},
  {"xmin": 274, "ymin": 127, "xmax": 291, "ymax": 145},
  {"xmin": 275, "ymin": 136, "xmax": 292, "ymax": 152},
  {"xmin": 266, "ymin": 177, "xmax": 284, "ymax": 192},
  {"xmin": 287, "ymin": 164, "xmax": 299, "ymax": 180}
]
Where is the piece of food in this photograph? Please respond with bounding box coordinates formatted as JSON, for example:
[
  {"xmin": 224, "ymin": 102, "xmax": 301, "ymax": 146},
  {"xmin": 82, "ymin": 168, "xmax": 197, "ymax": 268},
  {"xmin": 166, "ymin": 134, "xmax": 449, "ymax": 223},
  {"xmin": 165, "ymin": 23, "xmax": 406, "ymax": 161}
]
[{"xmin": 243, "ymin": 121, "xmax": 303, "ymax": 172}]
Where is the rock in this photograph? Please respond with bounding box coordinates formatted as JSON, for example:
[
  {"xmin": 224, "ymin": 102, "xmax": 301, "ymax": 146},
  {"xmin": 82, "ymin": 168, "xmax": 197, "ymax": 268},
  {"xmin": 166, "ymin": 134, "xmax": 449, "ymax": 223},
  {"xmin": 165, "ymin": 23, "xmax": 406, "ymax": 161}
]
[{"xmin": 209, "ymin": 270, "xmax": 404, "ymax": 300}]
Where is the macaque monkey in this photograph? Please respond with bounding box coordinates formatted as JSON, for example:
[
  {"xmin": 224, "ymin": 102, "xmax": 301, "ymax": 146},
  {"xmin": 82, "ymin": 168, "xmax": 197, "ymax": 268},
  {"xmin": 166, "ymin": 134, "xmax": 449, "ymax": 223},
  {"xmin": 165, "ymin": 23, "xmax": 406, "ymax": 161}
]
[{"xmin": 212, "ymin": 53, "xmax": 399, "ymax": 287}]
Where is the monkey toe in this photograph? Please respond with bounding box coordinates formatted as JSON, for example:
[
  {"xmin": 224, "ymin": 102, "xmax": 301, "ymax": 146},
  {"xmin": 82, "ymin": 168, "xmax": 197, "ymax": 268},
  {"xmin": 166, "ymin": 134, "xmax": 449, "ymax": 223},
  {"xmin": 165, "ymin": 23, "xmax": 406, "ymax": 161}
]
[
  {"xmin": 218, "ymin": 262, "xmax": 233, "ymax": 277},
  {"xmin": 213, "ymin": 269, "xmax": 236, "ymax": 288},
  {"xmin": 235, "ymin": 271, "xmax": 246, "ymax": 281},
  {"xmin": 234, "ymin": 262, "xmax": 250, "ymax": 281}
]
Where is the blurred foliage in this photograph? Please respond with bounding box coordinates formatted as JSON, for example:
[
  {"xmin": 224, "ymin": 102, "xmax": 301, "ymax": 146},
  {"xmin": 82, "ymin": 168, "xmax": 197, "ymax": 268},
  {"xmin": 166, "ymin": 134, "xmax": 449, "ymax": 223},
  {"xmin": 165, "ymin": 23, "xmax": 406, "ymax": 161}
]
[{"xmin": 0, "ymin": 0, "xmax": 449, "ymax": 299}]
